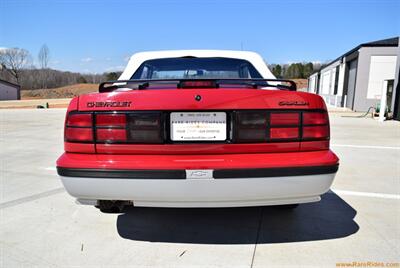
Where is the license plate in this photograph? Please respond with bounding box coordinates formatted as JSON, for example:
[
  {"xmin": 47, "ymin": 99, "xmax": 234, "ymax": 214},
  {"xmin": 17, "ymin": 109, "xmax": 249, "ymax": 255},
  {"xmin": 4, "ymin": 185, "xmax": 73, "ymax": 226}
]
[{"xmin": 170, "ymin": 112, "xmax": 227, "ymax": 141}]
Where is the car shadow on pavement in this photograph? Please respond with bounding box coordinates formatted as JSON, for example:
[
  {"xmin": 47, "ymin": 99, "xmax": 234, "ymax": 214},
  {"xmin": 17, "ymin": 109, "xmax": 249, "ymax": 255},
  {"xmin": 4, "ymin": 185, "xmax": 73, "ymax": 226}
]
[{"xmin": 116, "ymin": 191, "xmax": 359, "ymax": 244}]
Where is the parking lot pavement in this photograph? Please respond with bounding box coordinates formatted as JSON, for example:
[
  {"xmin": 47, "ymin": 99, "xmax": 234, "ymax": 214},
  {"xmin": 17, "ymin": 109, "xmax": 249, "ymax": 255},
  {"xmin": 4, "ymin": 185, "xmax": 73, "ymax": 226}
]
[{"xmin": 0, "ymin": 109, "xmax": 399, "ymax": 267}]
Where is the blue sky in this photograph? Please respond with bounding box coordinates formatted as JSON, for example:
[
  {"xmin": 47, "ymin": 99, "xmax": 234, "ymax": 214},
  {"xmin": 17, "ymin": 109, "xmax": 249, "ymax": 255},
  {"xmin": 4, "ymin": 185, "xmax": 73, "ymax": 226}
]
[{"xmin": 1, "ymin": 0, "xmax": 399, "ymax": 73}]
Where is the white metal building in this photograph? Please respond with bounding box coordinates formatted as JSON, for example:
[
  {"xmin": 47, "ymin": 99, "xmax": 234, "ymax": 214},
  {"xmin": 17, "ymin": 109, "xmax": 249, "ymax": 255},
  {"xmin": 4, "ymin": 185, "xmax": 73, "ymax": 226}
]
[
  {"xmin": 308, "ymin": 37, "xmax": 399, "ymax": 118},
  {"xmin": 0, "ymin": 79, "xmax": 20, "ymax": 101}
]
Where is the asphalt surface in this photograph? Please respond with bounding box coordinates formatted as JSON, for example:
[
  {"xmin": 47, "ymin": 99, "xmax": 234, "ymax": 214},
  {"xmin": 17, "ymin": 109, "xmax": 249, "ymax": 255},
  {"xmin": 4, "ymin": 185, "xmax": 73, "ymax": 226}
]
[{"xmin": 0, "ymin": 108, "xmax": 399, "ymax": 267}]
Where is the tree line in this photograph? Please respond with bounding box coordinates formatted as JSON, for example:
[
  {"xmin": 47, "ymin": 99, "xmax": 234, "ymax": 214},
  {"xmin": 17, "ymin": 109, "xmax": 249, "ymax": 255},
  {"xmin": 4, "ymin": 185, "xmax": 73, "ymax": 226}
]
[
  {"xmin": 268, "ymin": 62, "xmax": 325, "ymax": 79},
  {"xmin": 0, "ymin": 45, "xmax": 121, "ymax": 90},
  {"xmin": 1, "ymin": 45, "xmax": 325, "ymax": 90}
]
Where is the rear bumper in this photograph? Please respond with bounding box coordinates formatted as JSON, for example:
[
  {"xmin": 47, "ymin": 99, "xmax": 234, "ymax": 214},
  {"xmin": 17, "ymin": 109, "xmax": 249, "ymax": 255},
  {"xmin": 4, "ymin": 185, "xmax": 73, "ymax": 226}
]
[
  {"xmin": 57, "ymin": 150, "xmax": 339, "ymax": 207},
  {"xmin": 57, "ymin": 165, "xmax": 338, "ymax": 179},
  {"xmin": 60, "ymin": 173, "xmax": 335, "ymax": 207}
]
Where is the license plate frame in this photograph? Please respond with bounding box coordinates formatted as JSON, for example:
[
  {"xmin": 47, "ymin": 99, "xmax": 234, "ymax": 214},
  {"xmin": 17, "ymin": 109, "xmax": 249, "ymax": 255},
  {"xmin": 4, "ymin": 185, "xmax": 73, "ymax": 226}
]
[{"xmin": 170, "ymin": 112, "xmax": 227, "ymax": 141}]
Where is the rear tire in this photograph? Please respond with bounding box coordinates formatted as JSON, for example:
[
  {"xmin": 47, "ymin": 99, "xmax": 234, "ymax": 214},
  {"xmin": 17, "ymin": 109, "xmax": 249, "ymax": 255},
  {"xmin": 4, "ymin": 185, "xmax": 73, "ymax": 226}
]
[{"xmin": 96, "ymin": 200, "xmax": 125, "ymax": 213}]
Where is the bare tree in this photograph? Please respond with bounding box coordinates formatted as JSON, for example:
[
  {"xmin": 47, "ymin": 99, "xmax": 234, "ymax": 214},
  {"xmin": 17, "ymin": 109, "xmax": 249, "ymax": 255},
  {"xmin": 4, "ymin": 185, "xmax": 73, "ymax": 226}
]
[
  {"xmin": 38, "ymin": 44, "xmax": 50, "ymax": 69},
  {"xmin": 0, "ymin": 48, "xmax": 30, "ymax": 84},
  {"xmin": 38, "ymin": 44, "xmax": 50, "ymax": 88}
]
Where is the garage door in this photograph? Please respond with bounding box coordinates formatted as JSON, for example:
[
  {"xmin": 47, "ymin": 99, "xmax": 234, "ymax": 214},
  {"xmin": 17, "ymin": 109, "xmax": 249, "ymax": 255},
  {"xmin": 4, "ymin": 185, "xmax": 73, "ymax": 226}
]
[{"xmin": 346, "ymin": 59, "xmax": 358, "ymax": 109}]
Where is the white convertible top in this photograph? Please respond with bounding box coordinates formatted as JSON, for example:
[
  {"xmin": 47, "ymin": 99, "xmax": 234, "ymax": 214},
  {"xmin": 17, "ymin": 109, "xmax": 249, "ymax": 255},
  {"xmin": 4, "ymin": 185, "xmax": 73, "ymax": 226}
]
[{"xmin": 119, "ymin": 50, "xmax": 276, "ymax": 80}]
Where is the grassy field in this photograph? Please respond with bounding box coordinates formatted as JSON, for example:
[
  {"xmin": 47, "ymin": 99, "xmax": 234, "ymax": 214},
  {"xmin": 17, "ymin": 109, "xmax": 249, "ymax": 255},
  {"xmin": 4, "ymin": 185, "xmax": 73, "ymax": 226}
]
[{"xmin": 21, "ymin": 83, "xmax": 98, "ymax": 99}]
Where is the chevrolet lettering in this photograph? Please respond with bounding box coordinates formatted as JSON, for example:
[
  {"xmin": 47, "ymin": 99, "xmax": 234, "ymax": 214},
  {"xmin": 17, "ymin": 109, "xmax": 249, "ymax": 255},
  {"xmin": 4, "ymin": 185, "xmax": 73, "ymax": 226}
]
[{"xmin": 87, "ymin": 101, "xmax": 132, "ymax": 108}]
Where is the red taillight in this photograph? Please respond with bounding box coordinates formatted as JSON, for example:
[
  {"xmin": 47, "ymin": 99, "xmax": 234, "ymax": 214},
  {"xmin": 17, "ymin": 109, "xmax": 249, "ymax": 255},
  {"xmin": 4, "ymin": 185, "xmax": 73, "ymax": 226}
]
[
  {"xmin": 65, "ymin": 112, "xmax": 163, "ymax": 144},
  {"xmin": 303, "ymin": 112, "xmax": 328, "ymax": 125},
  {"xmin": 303, "ymin": 125, "xmax": 329, "ymax": 139},
  {"xmin": 302, "ymin": 112, "xmax": 329, "ymax": 140},
  {"xmin": 95, "ymin": 114, "xmax": 127, "ymax": 142},
  {"xmin": 65, "ymin": 112, "xmax": 93, "ymax": 142},
  {"xmin": 96, "ymin": 128, "xmax": 127, "ymax": 142},
  {"xmin": 270, "ymin": 113, "xmax": 299, "ymax": 126},
  {"xmin": 235, "ymin": 110, "xmax": 329, "ymax": 142},
  {"xmin": 96, "ymin": 114, "xmax": 126, "ymax": 127},
  {"xmin": 270, "ymin": 127, "xmax": 299, "ymax": 139},
  {"xmin": 66, "ymin": 113, "xmax": 92, "ymax": 127},
  {"xmin": 65, "ymin": 127, "xmax": 93, "ymax": 142},
  {"xmin": 269, "ymin": 112, "xmax": 300, "ymax": 141}
]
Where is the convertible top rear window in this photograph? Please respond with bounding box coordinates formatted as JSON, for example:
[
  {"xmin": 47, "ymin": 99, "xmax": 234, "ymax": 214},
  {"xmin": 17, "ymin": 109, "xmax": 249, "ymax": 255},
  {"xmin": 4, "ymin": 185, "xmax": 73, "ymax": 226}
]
[{"xmin": 131, "ymin": 57, "xmax": 263, "ymax": 79}]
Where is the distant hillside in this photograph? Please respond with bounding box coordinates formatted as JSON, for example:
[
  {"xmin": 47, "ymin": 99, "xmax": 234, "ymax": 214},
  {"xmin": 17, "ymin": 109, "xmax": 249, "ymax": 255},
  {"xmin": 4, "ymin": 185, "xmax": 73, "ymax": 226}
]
[
  {"xmin": 0, "ymin": 67, "xmax": 120, "ymax": 90},
  {"xmin": 21, "ymin": 83, "xmax": 98, "ymax": 99},
  {"xmin": 292, "ymin": 79, "xmax": 308, "ymax": 91},
  {"xmin": 20, "ymin": 79, "xmax": 308, "ymax": 100}
]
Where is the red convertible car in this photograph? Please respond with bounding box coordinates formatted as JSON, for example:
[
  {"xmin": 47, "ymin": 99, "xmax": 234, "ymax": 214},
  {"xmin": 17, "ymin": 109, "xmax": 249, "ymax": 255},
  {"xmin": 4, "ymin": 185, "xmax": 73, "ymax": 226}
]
[{"xmin": 56, "ymin": 50, "xmax": 339, "ymax": 212}]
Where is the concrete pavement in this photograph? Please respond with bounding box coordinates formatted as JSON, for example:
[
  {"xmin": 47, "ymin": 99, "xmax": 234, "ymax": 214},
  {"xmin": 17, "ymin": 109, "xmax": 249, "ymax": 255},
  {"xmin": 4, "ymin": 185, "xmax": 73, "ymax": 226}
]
[{"xmin": 0, "ymin": 109, "xmax": 399, "ymax": 267}]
